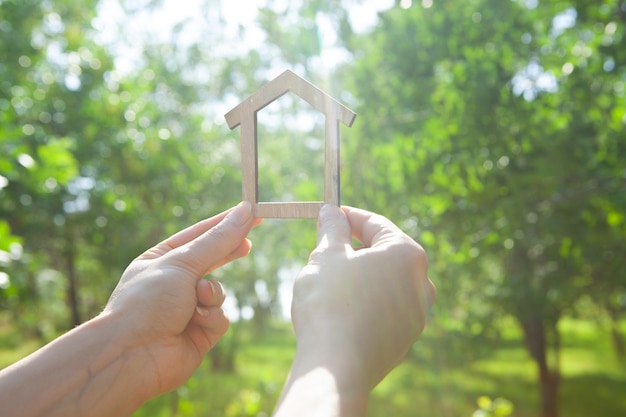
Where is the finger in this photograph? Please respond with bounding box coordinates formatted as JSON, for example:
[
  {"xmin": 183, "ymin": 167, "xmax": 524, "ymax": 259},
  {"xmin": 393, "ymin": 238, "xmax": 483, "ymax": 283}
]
[
  {"xmin": 413, "ymin": 277, "xmax": 437, "ymax": 334},
  {"xmin": 163, "ymin": 207, "xmax": 234, "ymax": 249},
  {"xmin": 341, "ymin": 206, "xmax": 404, "ymax": 248},
  {"xmin": 165, "ymin": 201, "xmax": 254, "ymax": 278},
  {"xmin": 158, "ymin": 206, "xmax": 262, "ymax": 254},
  {"xmin": 315, "ymin": 204, "xmax": 352, "ymax": 250},
  {"xmin": 205, "ymin": 238, "xmax": 252, "ymax": 274},
  {"xmin": 196, "ymin": 279, "xmax": 226, "ymax": 307},
  {"xmin": 202, "ymin": 217, "xmax": 261, "ymax": 274},
  {"xmin": 192, "ymin": 306, "xmax": 230, "ymax": 331},
  {"xmin": 205, "ymin": 217, "xmax": 262, "ymax": 272},
  {"xmin": 135, "ymin": 207, "xmax": 235, "ymax": 261},
  {"xmin": 190, "ymin": 306, "xmax": 230, "ymax": 348},
  {"xmin": 425, "ymin": 278, "xmax": 437, "ymax": 309}
]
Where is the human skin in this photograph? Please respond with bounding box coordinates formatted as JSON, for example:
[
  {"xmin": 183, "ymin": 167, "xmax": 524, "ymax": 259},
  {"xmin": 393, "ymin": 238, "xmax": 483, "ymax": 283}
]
[
  {"xmin": 0, "ymin": 202, "xmax": 434, "ymax": 417},
  {"xmin": 272, "ymin": 205, "xmax": 436, "ymax": 417},
  {"xmin": 0, "ymin": 202, "xmax": 258, "ymax": 417}
]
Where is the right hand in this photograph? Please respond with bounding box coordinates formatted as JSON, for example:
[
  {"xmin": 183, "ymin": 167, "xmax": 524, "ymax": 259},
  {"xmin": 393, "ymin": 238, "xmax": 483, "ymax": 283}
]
[{"xmin": 291, "ymin": 205, "xmax": 436, "ymax": 392}]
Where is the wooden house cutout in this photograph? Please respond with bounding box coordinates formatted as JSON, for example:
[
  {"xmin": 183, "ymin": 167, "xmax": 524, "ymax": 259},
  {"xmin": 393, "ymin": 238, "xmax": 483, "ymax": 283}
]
[{"xmin": 224, "ymin": 70, "xmax": 356, "ymax": 218}]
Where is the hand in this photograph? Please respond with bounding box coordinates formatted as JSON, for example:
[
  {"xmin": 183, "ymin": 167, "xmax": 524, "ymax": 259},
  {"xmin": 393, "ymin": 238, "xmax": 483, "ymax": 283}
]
[
  {"xmin": 274, "ymin": 205, "xmax": 435, "ymax": 417},
  {"xmin": 0, "ymin": 202, "xmax": 259, "ymax": 417},
  {"xmin": 295, "ymin": 205, "xmax": 435, "ymax": 388},
  {"xmin": 102, "ymin": 201, "xmax": 257, "ymax": 397}
]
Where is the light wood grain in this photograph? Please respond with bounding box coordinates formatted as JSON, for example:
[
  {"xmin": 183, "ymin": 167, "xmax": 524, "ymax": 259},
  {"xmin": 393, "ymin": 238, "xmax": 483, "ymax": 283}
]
[
  {"xmin": 240, "ymin": 104, "xmax": 258, "ymax": 206},
  {"xmin": 225, "ymin": 70, "xmax": 356, "ymax": 219},
  {"xmin": 254, "ymin": 202, "xmax": 323, "ymax": 218}
]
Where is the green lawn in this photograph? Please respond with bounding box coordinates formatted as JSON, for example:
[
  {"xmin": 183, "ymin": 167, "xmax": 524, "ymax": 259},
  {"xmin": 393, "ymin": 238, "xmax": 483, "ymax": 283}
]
[
  {"xmin": 1, "ymin": 316, "xmax": 624, "ymax": 417},
  {"xmin": 367, "ymin": 317, "xmax": 626, "ymax": 417},
  {"xmin": 132, "ymin": 317, "xmax": 625, "ymax": 417}
]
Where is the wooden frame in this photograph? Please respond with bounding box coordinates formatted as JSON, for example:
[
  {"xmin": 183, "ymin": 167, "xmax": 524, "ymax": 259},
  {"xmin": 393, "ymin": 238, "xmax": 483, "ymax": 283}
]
[{"xmin": 224, "ymin": 70, "xmax": 356, "ymax": 218}]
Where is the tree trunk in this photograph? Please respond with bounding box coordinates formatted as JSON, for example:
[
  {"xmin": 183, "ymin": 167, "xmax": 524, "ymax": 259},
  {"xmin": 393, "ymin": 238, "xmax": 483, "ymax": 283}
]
[
  {"xmin": 520, "ymin": 316, "xmax": 560, "ymax": 417},
  {"xmin": 209, "ymin": 300, "xmax": 241, "ymax": 372},
  {"xmin": 608, "ymin": 308, "xmax": 625, "ymax": 360},
  {"xmin": 252, "ymin": 303, "xmax": 272, "ymax": 337},
  {"xmin": 209, "ymin": 339, "xmax": 237, "ymax": 372},
  {"xmin": 611, "ymin": 325, "xmax": 625, "ymax": 360},
  {"xmin": 65, "ymin": 238, "xmax": 82, "ymax": 328},
  {"xmin": 537, "ymin": 357, "xmax": 560, "ymax": 417}
]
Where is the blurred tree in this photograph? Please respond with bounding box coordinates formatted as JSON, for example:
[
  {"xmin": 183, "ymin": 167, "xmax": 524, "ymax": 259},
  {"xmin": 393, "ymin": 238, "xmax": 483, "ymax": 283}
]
[
  {"xmin": 339, "ymin": 1, "xmax": 626, "ymax": 416},
  {"xmin": 3, "ymin": 1, "xmax": 623, "ymax": 415},
  {"xmin": 1, "ymin": 0, "xmax": 89, "ymax": 332},
  {"xmin": 0, "ymin": 0, "xmax": 246, "ymax": 335}
]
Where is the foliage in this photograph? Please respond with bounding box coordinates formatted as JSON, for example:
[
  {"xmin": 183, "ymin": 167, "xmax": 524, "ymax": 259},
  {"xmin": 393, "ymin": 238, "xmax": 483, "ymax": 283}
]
[
  {"xmin": 0, "ymin": 0, "xmax": 247, "ymax": 332},
  {"xmin": 334, "ymin": 1, "xmax": 626, "ymax": 415},
  {"xmin": 472, "ymin": 396, "xmax": 514, "ymax": 417},
  {"xmin": 0, "ymin": 1, "xmax": 625, "ymax": 416}
]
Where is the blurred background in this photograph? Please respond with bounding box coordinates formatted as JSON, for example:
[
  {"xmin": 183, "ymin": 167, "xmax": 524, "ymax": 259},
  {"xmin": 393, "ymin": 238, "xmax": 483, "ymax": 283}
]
[{"xmin": 1, "ymin": 0, "xmax": 625, "ymax": 416}]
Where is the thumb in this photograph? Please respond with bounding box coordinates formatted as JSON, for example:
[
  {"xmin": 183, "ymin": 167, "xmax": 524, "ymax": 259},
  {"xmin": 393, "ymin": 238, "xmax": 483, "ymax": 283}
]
[
  {"xmin": 316, "ymin": 204, "xmax": 352, "ymax": 250},
  {"xmin": 167, "ymin": 201, "xmax": 254, "ymax": 277}
]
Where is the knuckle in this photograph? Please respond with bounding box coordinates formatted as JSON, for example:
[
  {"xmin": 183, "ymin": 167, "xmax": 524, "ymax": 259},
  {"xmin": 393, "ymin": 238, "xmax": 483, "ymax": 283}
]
[
  {"xmin": 205, "ymin": 223, "xmax": 231, "ymax": 242},
  {"xmin": 396, "ymin": 236, "xmax": 429, "ymax": 270}
]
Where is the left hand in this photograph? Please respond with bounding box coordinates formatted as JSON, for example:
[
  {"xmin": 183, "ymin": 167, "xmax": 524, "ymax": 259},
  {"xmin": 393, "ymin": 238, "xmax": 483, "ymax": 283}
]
[{"xmin": 101, "ymin": 202, "xmax": 257, "ymax": 397}]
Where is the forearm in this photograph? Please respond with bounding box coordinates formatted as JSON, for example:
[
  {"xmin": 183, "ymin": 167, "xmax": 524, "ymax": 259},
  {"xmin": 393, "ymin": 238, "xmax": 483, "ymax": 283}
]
[
  {"xmin": 0, "ymin": 313, "xmax": 150, "ymax": 417},
  {"xmin": 272, "ymin": 345, "xmax": 369, "ymax": 417}
]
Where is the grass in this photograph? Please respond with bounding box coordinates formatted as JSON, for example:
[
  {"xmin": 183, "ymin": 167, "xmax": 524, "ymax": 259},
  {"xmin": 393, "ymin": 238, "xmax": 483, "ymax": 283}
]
[
  {"xmin": 367, "ymin": 317, "xmax": 626, "ymax": 417},
  {"xmin": 1, "ymin": 316, "xmax": 624, "ymax": 417},
  {"xmin": 133, "ymin": 322, "xmax": 294, "ymax": 417},
  {"xmin": 0, "ymin": 315, "xmax": 41, "ymax": 369},
  {"xmin": 134, "ymin": 317, "xmax": 626, "ymax": 417},
  {"xmin": 0, "ymin": 338, "xmax": 40, "ymax": 369}
]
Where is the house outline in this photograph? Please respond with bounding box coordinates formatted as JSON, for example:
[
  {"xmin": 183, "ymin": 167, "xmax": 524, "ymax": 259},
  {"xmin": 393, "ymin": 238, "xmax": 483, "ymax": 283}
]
[{"xmin": 224, "ymin": 69, "xmax": 356, "ymax": 218}]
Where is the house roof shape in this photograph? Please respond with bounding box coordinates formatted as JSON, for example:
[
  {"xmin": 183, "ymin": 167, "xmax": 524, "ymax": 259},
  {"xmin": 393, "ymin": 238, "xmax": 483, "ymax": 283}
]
[
  {"xmin": 224, "ymin": 69, "xmax": 356, "ymax": 219},
  {"xmin": 224, "ymin": 69, "xmax": 356, "ymax": 130}
]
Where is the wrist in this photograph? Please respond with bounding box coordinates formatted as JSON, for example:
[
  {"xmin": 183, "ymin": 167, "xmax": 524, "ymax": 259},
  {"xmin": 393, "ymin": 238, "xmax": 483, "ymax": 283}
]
[
  {"xmin": 0, "ymin": 313, "xmax": 152, "ymax": 417},
  {"xmin": 90, "ymin": 311, "xmax": 157, "ymax": 405},
  {"xmin": 273, "ymin": 341, "xmax": 370, "ymax": 417},
  {"xmin": 296, "ymin": 339, "xmax": 370, "ymax": 393}
]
